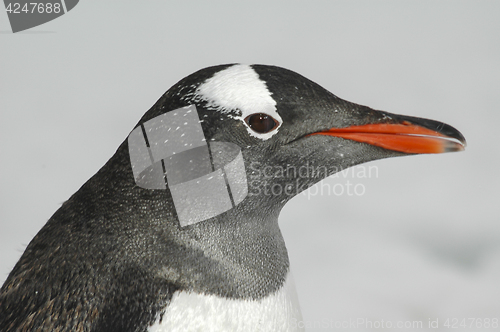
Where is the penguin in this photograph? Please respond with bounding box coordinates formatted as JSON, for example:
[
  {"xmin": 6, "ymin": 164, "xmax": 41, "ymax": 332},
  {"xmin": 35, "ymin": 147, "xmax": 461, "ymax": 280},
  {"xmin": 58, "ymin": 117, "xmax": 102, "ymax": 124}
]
[{"xmin": 0, "ymin": 64, "xmax": 466, "ymax": 332}]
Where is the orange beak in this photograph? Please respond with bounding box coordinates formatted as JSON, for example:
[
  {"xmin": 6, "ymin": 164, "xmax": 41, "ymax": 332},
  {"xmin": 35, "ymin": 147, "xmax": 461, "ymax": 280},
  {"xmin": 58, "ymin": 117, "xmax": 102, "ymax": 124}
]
[{"xmin": 308, "ymin": 120, "xmax": 466, "ymax": 154}]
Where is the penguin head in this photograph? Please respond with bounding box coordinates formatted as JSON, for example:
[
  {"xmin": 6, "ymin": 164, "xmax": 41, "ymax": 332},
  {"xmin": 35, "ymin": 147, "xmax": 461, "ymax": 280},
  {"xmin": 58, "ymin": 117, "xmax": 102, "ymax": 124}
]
[{"xmin": 129, "ymin": 64, "xmax": 466, "ymax": 222}]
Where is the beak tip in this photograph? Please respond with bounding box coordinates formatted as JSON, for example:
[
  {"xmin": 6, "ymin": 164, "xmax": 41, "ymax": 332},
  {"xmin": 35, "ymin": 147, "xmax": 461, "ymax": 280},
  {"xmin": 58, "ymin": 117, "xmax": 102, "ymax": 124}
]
[{"xmin": 444, "ymin": 140, "xmax": 466, "ymax": 153}]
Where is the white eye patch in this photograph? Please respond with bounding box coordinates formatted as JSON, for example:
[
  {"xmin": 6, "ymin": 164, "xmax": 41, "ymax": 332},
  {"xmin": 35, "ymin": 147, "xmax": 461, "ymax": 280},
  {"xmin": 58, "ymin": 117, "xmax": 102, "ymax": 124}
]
[{"xmin": 194, "ymin": 64, "xmax": 282, "ymax": 140}]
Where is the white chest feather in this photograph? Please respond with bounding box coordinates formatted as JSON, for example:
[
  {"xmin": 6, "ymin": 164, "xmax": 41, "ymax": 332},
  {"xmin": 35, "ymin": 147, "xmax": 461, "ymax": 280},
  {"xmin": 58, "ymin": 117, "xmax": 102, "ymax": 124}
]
[{"xmin": 148, "ymin": 272, "xmax": 304, "ymax": 332}]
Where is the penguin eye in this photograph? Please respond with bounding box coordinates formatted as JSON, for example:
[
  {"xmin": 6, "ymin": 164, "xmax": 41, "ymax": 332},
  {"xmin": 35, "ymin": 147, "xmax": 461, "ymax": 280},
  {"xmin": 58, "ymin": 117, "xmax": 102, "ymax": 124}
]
[{"xmin": 245, "ymin": 113, "xmax": 279, "ymax": 134}]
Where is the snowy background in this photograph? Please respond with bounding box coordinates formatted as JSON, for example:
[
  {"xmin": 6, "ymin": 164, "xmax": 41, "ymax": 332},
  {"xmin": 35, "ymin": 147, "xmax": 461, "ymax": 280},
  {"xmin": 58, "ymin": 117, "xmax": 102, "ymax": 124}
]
[{"xmin": 1, "ymin": 1, "xmax": 499, "ymax": 331}]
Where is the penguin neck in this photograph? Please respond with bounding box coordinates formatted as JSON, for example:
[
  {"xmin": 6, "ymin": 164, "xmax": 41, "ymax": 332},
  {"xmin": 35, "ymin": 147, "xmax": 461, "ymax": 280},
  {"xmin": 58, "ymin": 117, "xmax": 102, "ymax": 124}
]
[
  {"xmin": 83, "ymin": 146, "xmax": 291, "ymax": 299},
  {"xmin": 163, "ymin": 203, "xmax": 290, "ymax": 299}
]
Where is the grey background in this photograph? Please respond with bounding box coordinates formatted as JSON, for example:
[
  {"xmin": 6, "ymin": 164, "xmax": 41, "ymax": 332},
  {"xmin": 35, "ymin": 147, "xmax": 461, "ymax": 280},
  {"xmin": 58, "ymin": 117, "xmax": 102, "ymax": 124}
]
[{"xmin": 1, "ymin": 1, "xmax": 498, "ymax": 331}]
